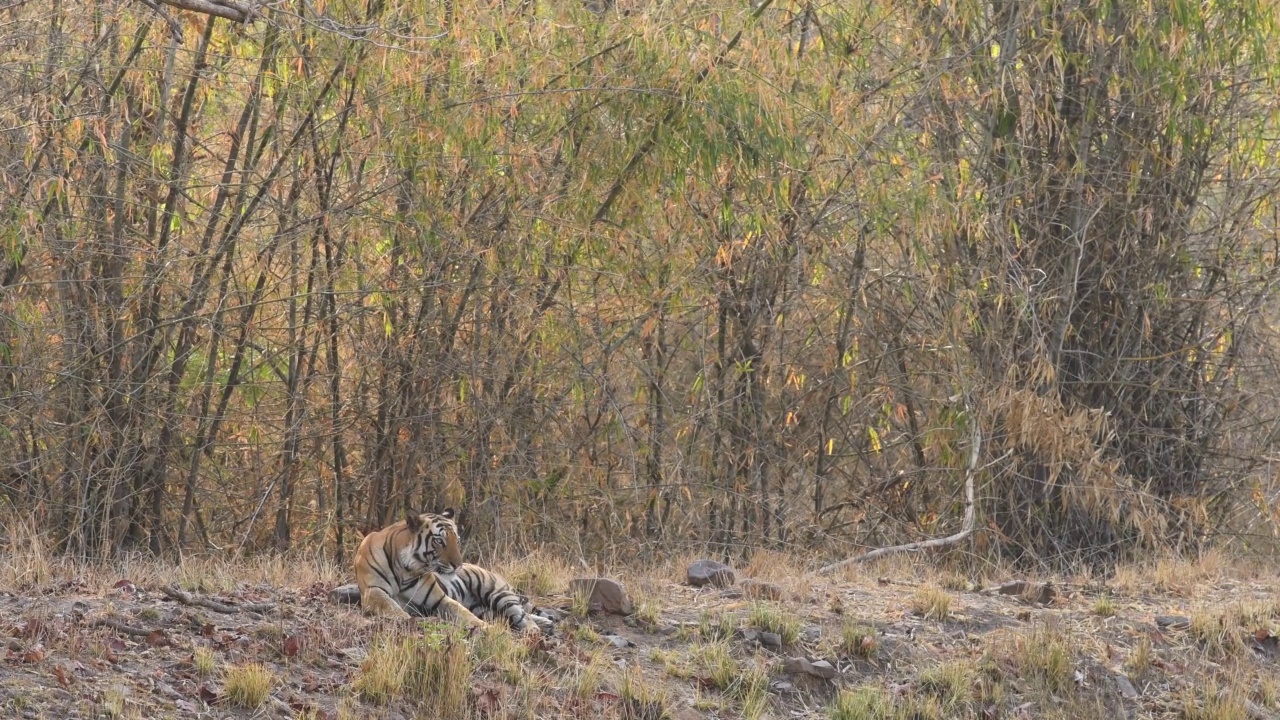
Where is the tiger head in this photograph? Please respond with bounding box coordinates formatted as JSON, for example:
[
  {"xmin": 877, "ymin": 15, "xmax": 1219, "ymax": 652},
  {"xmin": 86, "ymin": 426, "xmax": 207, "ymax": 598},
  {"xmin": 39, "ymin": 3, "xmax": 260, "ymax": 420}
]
[{"xmin": 398, "ymin": 508, "xmax": 464, "ymax": 576}]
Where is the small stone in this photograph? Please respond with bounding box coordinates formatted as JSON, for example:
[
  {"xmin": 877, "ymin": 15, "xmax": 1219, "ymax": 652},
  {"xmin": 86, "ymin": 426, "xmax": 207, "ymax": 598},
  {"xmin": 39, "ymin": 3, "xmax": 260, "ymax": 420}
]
[
  {"xmin": 686, "ymin": 560, "xmax": 736, "ymax": 588},
  {"xmin": 1154, "ymin": 615, "xmax": 1191, "ymax": 630},
  {"xmin": 808, "ymin": 660, "xmax": 838, "ymax": 679},
  {"xmin": 994, "ymin": 580, "xmax": 1029, "ymax": 596},
  {"xmin": 569, "ymin": 578, "xmax": 634, "ymax": 616},
  {"xmin": 606, "ymin": 635, "xmax": 630, "ymax": 649},
  {"xmin": 740, "ymin": 579, "xmax": 783, "ymax": 601},
  {"xmin": 782, "ymin": 657, "xmax": 809, "ymax": 674},
  {"xmin": 329, "ymin": 584, "xmax": 362, "ymax": 605},
  {"xmin": 759, "ymin": 632, "xmax": 783, "ymax": 649},
  {"xmin": 782, "ymin": 657, "xmax": 837, "ymax": 679},
  {"xmin": 1115, "ymin": 673, "xmax": 1139, "ymax": 699},
  {"xmin": 1030, "ymin": 582, "xmax": 1057, "ymax": 606}
]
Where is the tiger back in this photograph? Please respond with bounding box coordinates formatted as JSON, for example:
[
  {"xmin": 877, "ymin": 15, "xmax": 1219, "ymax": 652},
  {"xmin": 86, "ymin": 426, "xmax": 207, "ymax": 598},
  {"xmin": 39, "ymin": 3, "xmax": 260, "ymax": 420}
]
[
  {"xmin": 352, "ymin": 509, "xmax": 484, "ymax": 629},
  {"xmin": 429, "ymin": 564, "xmax": 552, "ymax": 634}
]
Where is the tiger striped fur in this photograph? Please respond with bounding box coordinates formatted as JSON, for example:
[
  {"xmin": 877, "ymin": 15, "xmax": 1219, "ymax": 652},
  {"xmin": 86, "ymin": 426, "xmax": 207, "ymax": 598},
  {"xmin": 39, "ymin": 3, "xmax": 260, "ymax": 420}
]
[
  {"xmin": 422, "ymin": 564, "xmax": 552, "ymax": 634},
  {"xmin": 352, "ymin": 509, "xmax": 485, "ymax": 630}
]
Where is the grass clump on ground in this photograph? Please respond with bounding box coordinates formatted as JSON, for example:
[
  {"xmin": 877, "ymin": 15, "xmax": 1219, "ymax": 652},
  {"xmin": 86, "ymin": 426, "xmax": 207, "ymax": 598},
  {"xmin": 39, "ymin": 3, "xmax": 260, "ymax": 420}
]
[
  {"xmin": 354, "ymin": 627, "xmax": 472, "ymax": 712},
  {"xmin": 224, "ymin": 662, "xmax": 275, "ymax": 709},
  {"xmin": 747, "ymin": 602, "xmax": 801, "ymax": 644}
]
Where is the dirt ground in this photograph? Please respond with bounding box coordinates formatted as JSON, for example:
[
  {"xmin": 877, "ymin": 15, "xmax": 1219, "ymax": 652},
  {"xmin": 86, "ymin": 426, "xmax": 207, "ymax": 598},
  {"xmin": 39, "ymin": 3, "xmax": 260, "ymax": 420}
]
[{"xmin": 1, "ymin": 549, "xmax": 1278, "ymax": 719}]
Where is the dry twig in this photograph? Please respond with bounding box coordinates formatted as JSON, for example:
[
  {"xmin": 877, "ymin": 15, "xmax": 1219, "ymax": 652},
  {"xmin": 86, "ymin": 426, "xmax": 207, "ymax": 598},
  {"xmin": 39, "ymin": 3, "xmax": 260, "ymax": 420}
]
[
  {"xmin": 161, "ymin": 585, "xmax": 274, "ymax": 614},
  {"xmin": 141, "ymin": 0, "xmax": 256, "ymax": 23},
  {"xmin": 813, "ymin": 409, "xmax": 986, "ymax": 576},
  {"xmin": 90, "ymin": 616, "xmax": 159, "ymax": 638}
]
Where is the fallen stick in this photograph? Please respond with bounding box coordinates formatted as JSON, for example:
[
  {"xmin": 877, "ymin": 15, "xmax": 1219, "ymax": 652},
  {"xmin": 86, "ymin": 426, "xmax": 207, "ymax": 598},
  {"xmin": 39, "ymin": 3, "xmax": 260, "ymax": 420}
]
[
  {"xmin": 90, "ymin": 616, "xmax": 158, "ymax": 638},
  {"xmin": 161, "ymin": 585, "xmax": 274, "ymax": 614},
  {"xmin": 813, "ymin": 408, "xmax": 993, "ymax": 576}
]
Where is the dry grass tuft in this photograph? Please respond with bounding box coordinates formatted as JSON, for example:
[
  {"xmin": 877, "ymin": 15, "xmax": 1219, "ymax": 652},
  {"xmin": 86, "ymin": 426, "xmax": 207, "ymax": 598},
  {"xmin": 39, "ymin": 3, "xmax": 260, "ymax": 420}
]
[
  {"xmin": 354, "ymin": 627, "xmax": 472, "ymax": 711},
  {"xmin": 747, "ymin": 602, "xmax": 801, "ymax": 644},
  {"xmin": 1110, "ymin": 550, "xmax": 1227, "ymax": 597},
  {"xmin": 699, "ymin": 608, "xmax": 737, "ymax": 642},
  {"xmin": 827, "ymin": 685, "xmax": 896, "ymax": 720},
  {"xmin": 996, "ymin": 625, "xmax": 1075, "ymax": 695},
  {"xmin": 1092, "ymin": 593, "xmax": 1116, "ymax": 617},
  {"xmin": 224, "ymin": 663, "xmax": 275, "ymax": 708},
  {"xmin": 0, "ymin": 512, "xmax": 53, "ymax": 589},
  {"xmin": 916, "ymin": 660, "xmax": 972, "ymax": 710},
  {"xmin": 101, "ymin": 685, "xmax": 128, "ymax": 718},
  {"xmin": 1179, "ymin": 683, "xmax": 1249, "ymax": 720},
  {"xmin": 193, "ymin": 646, "xmax": 217, "ymax": 677},
  {"xmin": 692, "ymin": 642, "xmax": 739, "ymax": 691},
  {"xmin": 620, "ymin": 670, "xmax": 671, "ymax": 720},
  {"xmin": 1125, "ymin": 635, "xmax": 1154, "ymax": 682},
  {"xmin": 572, "ymin": 649, "xmax": 609, "ymax": 700},
  {"xmin": 633, "ymin": 597, "xmax": 662, "ymax": 629},
  {"xmin": 497, "ymin": 547, "xmax": 573, "ymax": 599},
  {"xmin": 910, "ymin": 584, "xmax": 952, "ymax": 620},
  {"xmin": 839, "ymin": 622, "xmax": 880, "ymax": 659},
  {"xmin": 1190, "ymin": 607, "xmax": 1248, "ymax": 659}
]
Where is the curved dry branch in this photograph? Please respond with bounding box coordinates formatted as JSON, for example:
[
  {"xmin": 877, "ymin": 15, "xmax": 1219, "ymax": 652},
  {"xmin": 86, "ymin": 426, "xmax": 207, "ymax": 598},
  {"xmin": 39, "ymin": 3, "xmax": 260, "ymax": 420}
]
[
  {"xmin": 143, "ymin": 0, "xmax": 256, "ymax": 23},
  {"xmin": 813, "ymin": 416, "xmax": 984, "ymax": 576}
]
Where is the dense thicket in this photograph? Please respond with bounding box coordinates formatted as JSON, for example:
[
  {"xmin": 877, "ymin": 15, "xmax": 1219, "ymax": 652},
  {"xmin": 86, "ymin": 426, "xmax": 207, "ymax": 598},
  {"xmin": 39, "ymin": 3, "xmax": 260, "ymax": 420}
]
[{"xmin": 2, "ymin": 0, "xmax": 1279, "ymax": 566}]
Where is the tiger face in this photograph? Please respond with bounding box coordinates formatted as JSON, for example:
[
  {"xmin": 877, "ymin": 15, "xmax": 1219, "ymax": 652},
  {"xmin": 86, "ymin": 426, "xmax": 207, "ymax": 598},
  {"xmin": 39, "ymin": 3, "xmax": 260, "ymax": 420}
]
[{"xmin": 397, "ymin": 508, "xmax": 463, "ymax": 577}]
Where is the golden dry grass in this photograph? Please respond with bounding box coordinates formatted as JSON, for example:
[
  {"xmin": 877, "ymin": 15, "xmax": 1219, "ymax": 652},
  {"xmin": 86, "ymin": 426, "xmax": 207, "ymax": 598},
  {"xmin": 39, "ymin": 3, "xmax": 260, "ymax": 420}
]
[{"xmin": 224, "ymin": 663, "xmax": 275, "ymax": 708}]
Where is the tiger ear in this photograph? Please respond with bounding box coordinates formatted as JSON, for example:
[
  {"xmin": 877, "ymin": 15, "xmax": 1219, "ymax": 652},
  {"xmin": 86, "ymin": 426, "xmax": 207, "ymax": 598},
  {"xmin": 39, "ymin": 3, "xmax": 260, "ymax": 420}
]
[
  {"xmin": 440, "ymin": 508, "xmax": 456, "ymax": 520},
  {"xmin": 405, "ymin": 511, "xmax": 423, "ymax": 532}
]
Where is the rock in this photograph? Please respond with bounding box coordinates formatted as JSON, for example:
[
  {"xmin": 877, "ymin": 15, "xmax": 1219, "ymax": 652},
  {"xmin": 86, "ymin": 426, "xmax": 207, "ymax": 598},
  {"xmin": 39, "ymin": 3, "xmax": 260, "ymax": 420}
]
[
  {"xmin": 782, "ymin": 657, "xmax": 838, "ymax": 679},
  {"xmin": 687, "ymin": 560, "xmax": 736, "ymax": 588},
  {"xmin": 808, "ymin": 660, "xmax": 838, "ymax": 679},
  {"xmin": 606, "ymin": 635, "xmax": 630, "ymax": 649},
  {"xmin": 737, "ymin": 628, "xmax": 759, "ymax": 643},
  {"xmin": 568, "ymin": 578, "xmax": 633, "ymax": 615},
  {"xmin": 770, "ymin": 680, "xmax": 795, "ymax": 693},
  {"xmin": 801, "ymin": 625, "xmax": 823, "ymax": 642},
  {"xmin": 330, "ymin": 584, "xmax": 361, "ymax": 605},
  {"xmin": 993, "ymin": 580, "xmax": 1029, "ymax": 596},
  {"xmin": 1030, "ymin": 582, "xmax": 1057, "ymax": 606},
  {"xmin": 1154, "ymin": 615, "xmax": 1191, "ymax": 630},
  {"xmin": 740, "ymin": 579, "xmax": 783, "ymax": 601},
  {"xmin": 758, "ymin": 632, "xmax": 783, "ymax": 649}
]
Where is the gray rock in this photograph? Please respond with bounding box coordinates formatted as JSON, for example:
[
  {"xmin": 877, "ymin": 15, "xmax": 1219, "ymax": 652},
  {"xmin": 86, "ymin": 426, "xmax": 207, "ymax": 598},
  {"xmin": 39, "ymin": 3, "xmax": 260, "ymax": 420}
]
[
  {"xmin": 1154, "ymin": 615, "xmax": 1191, "ymax": 630},
  {"xmin": 736, "ymin": 628, "xmax": 760, "ymax": 643},
  {"xmin": 606, "ymin": 635, "xmax": 630, "ymax": 649},
  {"xmin": 994, "ymin": 580, "xmax": 1029, "ymax": 596},
  {"xmin": 687, "ymin": 560, "xmax": 736, "ymax": 588},
  {"xmin": 808, "ymin": 660, "xmax": 838, "ymax": 679},
  {"xmin": 1114, "ymin": 672, "xmax": 1139, "ymax": 699},
  {"xmin": 330, "ymin": 584, "xmax": 361, "ymax": 605},
  {"xmin": 568, "ymin": 578, "xmax": 634, "ymax": 615},
  {"xmin": 759, "ymin": 632, "xmax": 783, "ymax": 649},
  {"xmin": 740, "ymin": 579, "xmax": 783, "ymax": 601},
  {"xmin": 782, "ymin": 657, "xmax": 838, "ymax": 679}
]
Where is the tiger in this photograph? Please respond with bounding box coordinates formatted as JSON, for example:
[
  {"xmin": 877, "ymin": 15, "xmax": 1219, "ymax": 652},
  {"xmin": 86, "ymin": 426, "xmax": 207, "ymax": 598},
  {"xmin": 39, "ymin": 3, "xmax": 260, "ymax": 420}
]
[
  {"xmin": 352, "ymin": 508, "xmax": 485, "ymax": 630},
  {"xmin": 428, "ymin": 563, "xmax": 553, "ymax": 634}
]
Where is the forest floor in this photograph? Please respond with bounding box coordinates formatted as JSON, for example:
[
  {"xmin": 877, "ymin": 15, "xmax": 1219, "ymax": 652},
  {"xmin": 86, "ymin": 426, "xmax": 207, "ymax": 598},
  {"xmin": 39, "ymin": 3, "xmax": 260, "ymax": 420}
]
[{"xmin": 1, "ymin": 537, "xmax": 1278, "ymax": 720}]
